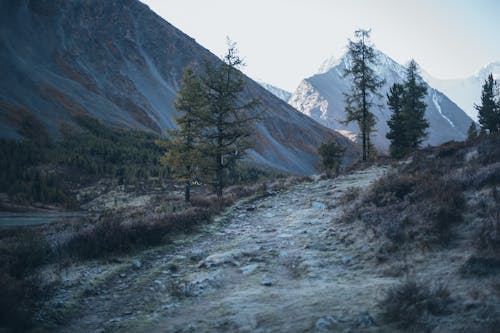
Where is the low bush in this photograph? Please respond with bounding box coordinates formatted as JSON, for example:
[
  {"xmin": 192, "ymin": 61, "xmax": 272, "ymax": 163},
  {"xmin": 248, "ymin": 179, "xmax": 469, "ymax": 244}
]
[
  {"xmin": 366, "ymin": 174, "xmax": 417, "ymax": 207},
  {"xmin": 476, "ymin": 212, "xmax": 500, "ymax": 252},
  {"xmin": 338, "ymin": 186, "xmax": 361, "ymax": 206},
  {"xmin": 379, "ymin": 279, "xmax": 451, "ymax": 328},
  {"xmin": 65, "ymin": 206, "xmax": 213, "ymax": 260},
  {"xmin": 0, "ymin": 230, "xmax": 50, "ymax": 331},
  {"xmin": 460, "ymin": 256, "xmax": 500, "ymax": 276}
]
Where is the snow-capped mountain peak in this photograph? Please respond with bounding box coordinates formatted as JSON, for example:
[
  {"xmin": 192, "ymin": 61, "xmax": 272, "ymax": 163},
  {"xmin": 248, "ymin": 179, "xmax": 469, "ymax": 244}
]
[
  {"xmin": 317, "ymin": 55, "xmax": 341, "ymax": 74},
  {"xmin": 258, "ymin": 82, "xmax": 292, "ymax": 102},
  {"xmin": 423, "ymin": 61, "xmax": 500, "ymax": 121},
  {"xmin": 289, "ymin": 48, "xmax": 474, "ymax": 152}
]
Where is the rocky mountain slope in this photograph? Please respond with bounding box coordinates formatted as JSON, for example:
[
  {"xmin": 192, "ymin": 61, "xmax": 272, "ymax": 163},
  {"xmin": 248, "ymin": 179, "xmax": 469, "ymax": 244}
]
[
  {"xmin": 423, "ymin": 62, "xmax": 500, "ymax": 121},
  {"xmin": 289, "ymin": 51, "xmax": 474, "ymax": 152},
  {"xmin": 0, "ymin": 0, "xmax": 356, "ymax": 175}
]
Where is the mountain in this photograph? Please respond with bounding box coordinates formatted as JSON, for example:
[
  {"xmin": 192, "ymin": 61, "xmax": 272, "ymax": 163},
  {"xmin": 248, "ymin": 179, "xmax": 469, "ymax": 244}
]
[
  {"xmin": 0, "ymin": 0, "xmax": 358, "ymax": 175},
  {"xmin": 422, "ymin": 62, "xmax": 500, "ymax": 121},
  {"xmin": 258, "ymin": 82, "xmax": 292, "ymax": 102},
  {"xmin": 289, "ymin": 50, "xmax": 474, "ymax": 152}
]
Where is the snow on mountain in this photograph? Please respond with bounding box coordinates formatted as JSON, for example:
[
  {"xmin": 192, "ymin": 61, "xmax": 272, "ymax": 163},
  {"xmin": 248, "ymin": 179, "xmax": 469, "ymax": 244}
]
[
  {"xmin": 289, "ymin": 50, "xmax": 474, "ymax": 152},
  {"xmin": 422, "ymin": 62, "xmax": 500, "ymax": 121},
  {"xmin": 258, "ymin": 82, "xmax": 292, "ymax": 102}
]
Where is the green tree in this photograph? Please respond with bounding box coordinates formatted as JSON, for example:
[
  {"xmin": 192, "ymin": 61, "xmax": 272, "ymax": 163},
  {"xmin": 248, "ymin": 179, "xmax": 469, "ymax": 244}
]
[
  {"xmin": 318, "ymin": 141, "xmax": 345, "ymax": 178},
  {"xmin": 386, "ymin": 83, "xmax": 408, "ymax": 158},
  {"xmin": 198, "ymin": 40, "xmax": 260, "ymax": 197},
  {"xmin": 403, "ymin": 60, "xmax": 429, "ymax": 150},
  {"xmin": 475, "ymin": 74, "xmax": 500, "ymax": 133},
  {"xmin": 343, "ymin": 29, "xmax": 384, "ymax": 162},
  {"xmin": 161, "ymin": 68, "xmax": 206, "ymax": 201},
  {"xmin": 467, "ymin": 122, "xmax": 478, "ymax": 141}
]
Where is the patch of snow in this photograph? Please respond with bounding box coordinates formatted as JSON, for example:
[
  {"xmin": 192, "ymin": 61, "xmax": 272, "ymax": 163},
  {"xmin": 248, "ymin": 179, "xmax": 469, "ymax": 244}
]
[
  {"xmin": 336, "ymin": 130, "xmax": 358, "ymax": 142},
  {"xmin": 432, "ymin": 92, "xmax": 455, "ymax": 128}
]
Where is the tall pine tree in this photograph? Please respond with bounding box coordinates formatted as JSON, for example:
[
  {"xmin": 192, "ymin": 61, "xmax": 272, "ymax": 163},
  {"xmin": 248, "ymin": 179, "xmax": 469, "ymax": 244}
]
[
  {"xmin": 475, "ymin": 74, "xmax": 500, "ymax": 133},
  {"xmin": 161, "ymin": 68, "xmax": 205, "ymax": 201},
  {"xmin": 343, "ymin": 29, "xmax": 384, "ymax": 162},
  {"xmin": 386, "ymin": 83, "xmax": 407, "ymax": 158},
  {"xmin": 161, "ymin": 41, "xmax": 259, "ymax": 199},
  {"xmin": 386, "ymin": 60, "xmax": 428, "ymax": 158},
  {"xmin": 198, "ymin": 40, "xmax": 260, "ymax": 197},
  {"xmin": 403, "ymin": 60, "xmax": 429, "ymax": 150}
]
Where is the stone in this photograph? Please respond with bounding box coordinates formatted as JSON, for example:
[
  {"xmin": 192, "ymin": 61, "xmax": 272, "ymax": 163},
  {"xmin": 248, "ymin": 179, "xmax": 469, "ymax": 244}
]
[
  {"xmin": 189, "ymin": 249, "xmax": 207, "ymax": 262},
  {"xmin": 315, "ymin": 316, "xmax": 339, "ymax": 331},
  {"xmin": 119, "ymin": 273, "xmax": 127, "ymax": 278},
  {"xmin": 240, "ymin": 263, "xmax": 259, "ymax": 275},
  {"xmin": 305, "ymin": 243, "xmax": 328, "ymax": 251},
  {"xmin": 342, "ymin": 255, "xmax": 353, "ymax": 265},
  {"xmin": 260, "ymin": 278, "xmax": 273, "ymax": 287},
  {"xmin": 198, "ymin": 251, "xmax": 239, "ymax": 268},
  {"xmin": 311, "ymin": 201, "xmax": 326, "ymax": 210},
  {"xmin": 357, "ymin": 311, "xmax": 376, "ymax": 328},
  {"xmin": 131, "ymin": 259, "xmax": 142, "ymax": 269}
]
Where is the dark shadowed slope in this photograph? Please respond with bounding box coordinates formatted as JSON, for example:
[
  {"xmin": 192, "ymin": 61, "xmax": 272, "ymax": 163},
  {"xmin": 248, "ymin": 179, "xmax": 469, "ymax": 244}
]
[{"xmin": 0, "ymin": 0, "xmax": 358, "ymax": 174}]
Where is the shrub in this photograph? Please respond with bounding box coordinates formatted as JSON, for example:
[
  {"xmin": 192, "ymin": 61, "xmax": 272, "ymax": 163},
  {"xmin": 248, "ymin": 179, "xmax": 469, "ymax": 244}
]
[
  {"xmin": 338, "ymin": 187, "xmax": 361, "ymax": 206},
  {"xmin": 167, "ymin": 279, "xmax": 195, "ymax": 298},
  {"xmin": 0, "ymin": 230, "xmax": 50, "ymax": 331},
  {"xmin": 475, "ymin": 207, "xmax": 500, "ymax": 252},
  {"xmin": 379, "ymin": 279, "xmax": 451, "ymax": 328},
  {"xmin": 367, "ymin": 174, "xmax": 416, "ymax": 207},
  {"xmin": 65, "ymin": 206, "xmax": 213, "ymax": 260},
  {"xmin": 460, "ymin": 256, "xmax": 500, "ymax": 276}
]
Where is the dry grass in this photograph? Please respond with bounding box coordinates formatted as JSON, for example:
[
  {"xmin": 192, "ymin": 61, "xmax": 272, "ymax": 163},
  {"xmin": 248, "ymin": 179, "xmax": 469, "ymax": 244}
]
[{"xmin": 379, "ymin": 279, "xmax": 451, "ymax": 328}]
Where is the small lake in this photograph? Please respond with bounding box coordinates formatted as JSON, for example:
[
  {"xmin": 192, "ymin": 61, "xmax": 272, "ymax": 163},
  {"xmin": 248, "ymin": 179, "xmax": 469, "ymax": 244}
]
[{"xmin": 0, "ymin": 211, "xmax": 92, "ymax": 227}]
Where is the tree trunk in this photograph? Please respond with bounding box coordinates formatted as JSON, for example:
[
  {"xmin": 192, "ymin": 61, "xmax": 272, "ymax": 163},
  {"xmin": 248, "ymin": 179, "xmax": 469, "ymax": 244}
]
[
  {"xmin": 184, "ymin": 180, "xmax": 190, "ymax": 202},
  {"xmin": 215, "ymin": 152, "xmax": 223, "ymax": 197}
]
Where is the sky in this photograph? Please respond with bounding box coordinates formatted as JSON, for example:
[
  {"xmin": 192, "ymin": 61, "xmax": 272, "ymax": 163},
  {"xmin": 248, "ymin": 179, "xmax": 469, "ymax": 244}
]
[{"xmin": 140, "ymin": 0, "xmax": 500, "ymax": 91}]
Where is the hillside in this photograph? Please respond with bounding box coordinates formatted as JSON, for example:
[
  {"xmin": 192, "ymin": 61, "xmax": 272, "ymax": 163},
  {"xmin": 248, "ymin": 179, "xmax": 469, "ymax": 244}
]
[
  {"xmin": 0, "ymin": 0, "xmax": 357, "ymax": 175},
  {"xmin": 289, "ymin": 51, "xmax": 474, "ymax": 152}
]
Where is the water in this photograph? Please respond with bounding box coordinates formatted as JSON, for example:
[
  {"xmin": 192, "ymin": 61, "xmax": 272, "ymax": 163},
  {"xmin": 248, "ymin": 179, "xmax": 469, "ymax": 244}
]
[{"xmin": 0, "ymin": 211, "xmax": 91, "ymax": 227}]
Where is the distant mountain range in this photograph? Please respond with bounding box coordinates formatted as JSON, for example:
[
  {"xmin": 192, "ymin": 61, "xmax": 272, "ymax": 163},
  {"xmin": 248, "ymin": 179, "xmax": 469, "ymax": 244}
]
[
  {"xmin": 288, "ymin": 50, "xmax": 474, "ymax": 151},
  {"xmin": 258, "ymin": 82, "xmax": 291, "ymax": 102},
  {"xmin": 0, "ymin": 0, "xmax": 358, "ymax": 175},
  {"xmin": 422, "ymin": 62, "xmax": 500, "ymax": 121}
]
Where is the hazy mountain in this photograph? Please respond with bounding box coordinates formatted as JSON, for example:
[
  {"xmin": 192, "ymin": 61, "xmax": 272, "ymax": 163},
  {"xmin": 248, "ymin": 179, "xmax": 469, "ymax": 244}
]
[
  {"xmin": 258, "ymin": 82, "xmax": 292, "ymax": 102},
  {"xmin": 422, "ymin": 62, "xmax": 500, "ymax": 121},
  {"xmin": 289, "ymin": 50, "xmax": 474, "ymax": 151},
  {"xmin": 0, "ymin": 0, "xmax": 358, "ymax": 174}
]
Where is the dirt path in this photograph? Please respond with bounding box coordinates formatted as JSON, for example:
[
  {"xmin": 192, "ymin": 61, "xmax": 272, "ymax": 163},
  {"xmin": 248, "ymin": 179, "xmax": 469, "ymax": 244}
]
[{"xmin": 47, "ymin": 166, "xmax": 391, "ymax": 333}]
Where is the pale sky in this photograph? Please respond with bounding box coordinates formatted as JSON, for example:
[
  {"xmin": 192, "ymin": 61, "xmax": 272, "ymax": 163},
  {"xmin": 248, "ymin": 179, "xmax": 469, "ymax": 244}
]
[{"xmin": 140, "ymin": 0, "xmax": 500, "ymax": 91}]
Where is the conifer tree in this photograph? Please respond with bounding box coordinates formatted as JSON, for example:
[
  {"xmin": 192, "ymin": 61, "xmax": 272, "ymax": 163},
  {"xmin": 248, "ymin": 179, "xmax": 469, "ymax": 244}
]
[
  {"xmin": 467, "ymin": 122, "xmax": 478, "ymax": 141},
  {"xmin": 386, "ymin": 60, "xmax": 428, "ymax": 158},
  {"xmin": 198, "ymin": 40, "xmax": 260, "ymax": 197},
  {"xmin": 318, "ymin": 141, "xmax": 345, "ymax": 178},
  {"xmin": 476, "ymin": 74, "xmax": 500, "ymax": 133},
  {"xmin": 386, "ymin": 83, "xmax": 407, "ymax": 158},
  {"xmin": 343, "ymin": 29, "xmax": 384, "ymax": 162},
  {"xmin": 403, "ymin": 60, "xmax": 429, "ymax": 149},
  {"xmin": 161, "ymin": 68, "xmax": 205, "ymax": 201}
]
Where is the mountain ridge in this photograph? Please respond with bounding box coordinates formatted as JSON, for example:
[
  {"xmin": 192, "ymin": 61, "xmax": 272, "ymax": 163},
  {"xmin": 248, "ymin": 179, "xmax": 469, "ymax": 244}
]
[
  {"xmin": 0, "ymin": 0, "xmax": 358, "ymax": 175},
  {"xmin": 289, "ymin": 49, "xmax": 474, "ymax": 151},
  {"xmin": 422, "ymin": 61, "xmax": 500, "ymax": 121}
]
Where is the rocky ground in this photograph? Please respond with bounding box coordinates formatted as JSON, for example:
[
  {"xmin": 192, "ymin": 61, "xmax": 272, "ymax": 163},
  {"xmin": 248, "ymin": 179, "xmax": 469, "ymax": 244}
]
[{"xmin": 38, "ymin": 166, "xmax": 396, "ymax": 333}]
